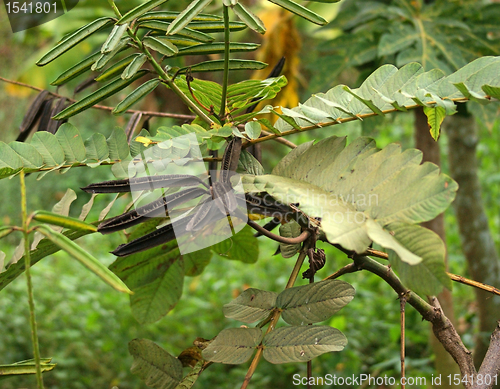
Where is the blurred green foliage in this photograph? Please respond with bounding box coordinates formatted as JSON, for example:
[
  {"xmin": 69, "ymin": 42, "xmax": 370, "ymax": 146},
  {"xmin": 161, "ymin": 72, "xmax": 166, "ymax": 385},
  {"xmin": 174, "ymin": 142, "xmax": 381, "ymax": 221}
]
[{"xmin": 0, "ymin": 1, "xmax": 499, "ymax": 388}]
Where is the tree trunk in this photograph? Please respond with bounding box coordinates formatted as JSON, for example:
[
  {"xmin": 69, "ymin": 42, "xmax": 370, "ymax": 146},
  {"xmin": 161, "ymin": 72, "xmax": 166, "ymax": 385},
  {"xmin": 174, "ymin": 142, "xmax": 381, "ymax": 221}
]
[
  {"xmin": 414, "ymin": 108, "xmax": 462, "ymax": 385},
  {"xmin": 445, "ymin": 113, "xmax": 500, "ymax": 372}
]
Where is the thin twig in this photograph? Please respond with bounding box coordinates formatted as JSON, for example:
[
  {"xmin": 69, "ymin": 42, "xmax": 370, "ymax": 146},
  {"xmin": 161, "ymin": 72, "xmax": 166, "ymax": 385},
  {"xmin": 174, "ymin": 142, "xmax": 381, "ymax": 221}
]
[
  {"xmin": 247, "ymin": 219, "xmax": 310, "ymax": 244},
  {"xmin": 219, "ymin": 5, "xmax": 230, "ymax": 118},
  {"xmin": 400, "ymin": 293, "xmax": 407, "ymax": 389},
  {"xmin": 333, "ymin": 243, "xmax": 500, "ymax": 297},
  {"xmin": 0, "ymin": 76, "xmax": 196, "ymax": 121},
  {"xmin": 20, "ymin": 171, "xmax": 44, "ymax": 388}
]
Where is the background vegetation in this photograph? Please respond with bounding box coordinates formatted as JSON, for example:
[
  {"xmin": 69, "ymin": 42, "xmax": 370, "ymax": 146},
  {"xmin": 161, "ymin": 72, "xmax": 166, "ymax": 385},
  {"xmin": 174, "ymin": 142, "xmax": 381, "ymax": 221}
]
[{"xmin": 0, "ymin": 0, "xmax": 499, "ymax": 388}]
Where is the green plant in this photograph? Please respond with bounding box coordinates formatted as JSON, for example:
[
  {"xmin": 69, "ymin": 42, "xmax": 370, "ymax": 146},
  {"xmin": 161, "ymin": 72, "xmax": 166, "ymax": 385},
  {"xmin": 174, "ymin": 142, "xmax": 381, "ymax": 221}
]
[{"xmin": 1, "ymin": 1, "xmax": 500, "ymax": 388}]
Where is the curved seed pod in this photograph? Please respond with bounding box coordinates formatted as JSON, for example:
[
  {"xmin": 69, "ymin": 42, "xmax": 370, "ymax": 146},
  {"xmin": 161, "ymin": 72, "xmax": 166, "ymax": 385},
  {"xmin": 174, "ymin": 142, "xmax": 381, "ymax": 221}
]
[
  {"xmin": 111, "ymin": 214, "xmax": 192, "ymax": 257},
  {"xmin": 220, "ymin": 137, "xmax": 242, "ymax": 183},
  {"xmin": 36, "ymin": 97, "xmax": 56, "ymax": 133},
  {"xmin": 213, "ymin": 181, "xmax": 237, "ymax": 214},
  {"xmin": 74, "ymin": 75, "xmax": 98, "ymax": 95},
  {"xmin": 17, "ymin": 90, "xmax": 50, "ymax": 141},
  {"xmin": 47, "ymin": 98, "xmax": 70, "ymax": 134},
  {"xmin": 126, "ymin": 112, "xmax": 143, "ymax": 143},
  {"xmin": 81, "ymin": 174, "xmax": 209, "ymax": 193},
  {"xmin": 186, "ymin": 196, "xmax": 214, "ymax": 232},
  {"xmin": 98, "ymin": 187, "xmax": 208, "ymax": 233}
]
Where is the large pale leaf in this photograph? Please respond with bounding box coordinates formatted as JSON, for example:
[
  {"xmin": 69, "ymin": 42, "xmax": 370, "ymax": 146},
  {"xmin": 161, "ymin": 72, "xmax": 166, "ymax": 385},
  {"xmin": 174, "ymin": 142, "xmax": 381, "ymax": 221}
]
[
  {"xmin": 202, "ymin": 328, "xmax": 263, "ymax": 364},
  {"xmin": 262, "ymin": 326, "xmax": 347, "ymax": 364},
  {"xmin": 223, "ymin": 288, "xmax": 277, "ymax": 323},
  {"xmin": 129, "ymin": 339, "xmax": 182, "ymax": 389},
  {"xmin": 277, "ymin": 280, "xmax": 355, "ymax": 325},
  {"xmin": 388, "ymin": 222, "xmax": 452, "ymax": 295}
]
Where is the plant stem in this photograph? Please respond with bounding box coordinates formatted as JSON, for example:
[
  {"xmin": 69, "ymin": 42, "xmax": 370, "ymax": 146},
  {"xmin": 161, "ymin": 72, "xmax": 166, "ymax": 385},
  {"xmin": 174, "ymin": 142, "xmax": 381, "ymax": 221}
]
[
  {"xmin": 107, "ymin": 0, "xmax": 122, "ymax": 18},
  {"xmin": 219, "ymin": 5, "xmax": 230, "ymax": 118},
  {"xmin": 126, "ymin": 30, "xmax": 215, "ymax": 125},
  {"xmin": 20, "ymin": 171, "xmax": 44, "ymax": 389},
  {"xmin": 241, "ymin": 246, "xmax": 309, "ymax": 389}
]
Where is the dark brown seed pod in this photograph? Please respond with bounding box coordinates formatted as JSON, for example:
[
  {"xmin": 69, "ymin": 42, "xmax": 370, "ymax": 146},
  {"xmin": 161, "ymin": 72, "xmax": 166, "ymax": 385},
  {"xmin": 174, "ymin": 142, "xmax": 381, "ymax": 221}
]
[
  {"xmin": 36, "ymin": 97, "xmax": 56, "ymax": 133},
  {"xmin": 125, "ymin": 111, "xmax": 143, "ymax": 143},
  {"xmin": 74, "ymin": 75, "xmax": 98, "ymax": 95},
  {"xmin": 81, "ymin": 174, "xmax": 209, "ymax": 193},
  {"xmin": 220, "ymin": 137, "xmax": 242, "ymax": 183},
  {"xmin": 17, "ymin": 90, "xmax": 50, "ymax": 141},
  {"xmin": 98, "ymin": 187, "xmax": 208, "ymax": 233},
  {"xmin": 47, "ymin": 97, "xmax": 70, "ymax": 134}
]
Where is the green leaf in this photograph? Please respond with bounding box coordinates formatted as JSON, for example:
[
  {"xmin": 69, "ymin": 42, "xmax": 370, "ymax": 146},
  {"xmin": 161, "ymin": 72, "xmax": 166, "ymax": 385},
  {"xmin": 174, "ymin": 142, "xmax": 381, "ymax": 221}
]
[
  {"xmin": 92, "ymin": 38, "xmax": 131, "ymax": 71},
  {"xmin": 167, "ymin": 0, "xmax": 213, "ymax": 36},
  {"xmin": 267, "ymin": 0, "xmax": 328, "ymax": 26},
  {"xmin": 138, "ymin": 20, "xmax": 214, "ymax": 42},
  {"xmin": 0, "ymin": 228, "xmax": 95, "ymax": 292},
  {"xmin": 244, "ymin": 121, "xmax": 262, "ymax": 140},
  {"xmin": 129, "ymin": 339, "xmax": 183, "ymax": 389},
  {"xmin": 202, "ymin": 328, "xmax": 263, "ymax": 364},
  {"xmin": 423, "ymin": 106, "xmax": 446, "ymax": 141},
  {"xmin": 109, "ymin": 237, "xmax": 184, "ymax": 324},
  {"xmin": 186, "ymin": 20, "xmax": 247, "ymax": 33},
  {"xmin": 118, "ymin": 0, "xmax": 172, "ymax": 25},
  {"xmin": 101, "ymin": 23, "xmax": 129, "ymax": 54},
  {"xmin": 183, "ymin": 248, "xmax": 212, "ymax": 276},
  {"xmin": 211, "ymin": 225, "xmax": 259, "ymax": 263},
  {"xmin": 175, "ymin": 42, "xmax": 259, "ymax": 56},
  {"xmin": 107, "ymin": 128, "xmax": 130, "ymax": 161},
  {"xmin": 0, "ymin": 360, "xmax": 56, "ymax": 377},
  {"xmin": 277, "ymin": 280, "xmax": 355, "ymax": 325},
  {"xmin": 179, "ymin": 59, "xmax": 267, "ymax": 73},
  {"xmin": 32, "ymin": 211, "xmax": 97, "ymax": 232},
  {"xmin": 0, "ymin": 142, "xmax": 24, "ymax": 170},
  {"xmin": 143, "ymin": 36, "xmax": 179, "ymax": 57},
  {"xmin": 37, "ymin": 17, "xmax": 114, "ymax": 66},
  {"xmin": 8, "ymin": 142, "xmax": 44, "ymax": 169},
  {"xmin": 51, "ymin": 51, "xmax": 101, "ymax": 86},
  {"xmin": 84, "ymin": 133, "xmax": 109, "ymax": 166},
  {"xmin": 55, "ymin": 123, "xmax": 86, "ymax": 163},
  {"xmin": 95, "ymin": 54, "xmax": 139, "ymax": 82},
  {"xmin": 388, "ymin": 222, "xmax": 452, "ymax": 295},
  {"xmin": 262, "ymin": 326, "xmax": 347, "ymax": 364},
  {"xmin": 36, "ymin": 225, "xmax": 131, "ymax": 294},
  {"xmin": 364, "ymin": 219, "xmax": 421, "ymax": 265},
  {"xmin": 122, "ymin": 54, "xmax": 148, "ymax": 79},
  {"xmin": 279, "ymin": 221, "xmax": 301, "ymax": 258},
  {"xmin": 237, "ymin": 150, "xmax": 264, "ymax": 176},
  {"xmin": 137, "ymin": 10, "xmax": 221, "ymax": 23},
  {"xmin": 231, "ymin": 2, "xmax": 266, "ymax": 34},
  {"xmin": 113, "ymin": 79, "xmax": 161, "ymax": 115},
  {"xmin": 223, "ymin": 288, "xmax": 277, "ymax": 323},
  {"xmin": 31, "ymin": 132, "xmax": 65, "ymax": 166},
  {"xmin": 53, "ymin": 70, "xmax": 148, "ymax": 119}
]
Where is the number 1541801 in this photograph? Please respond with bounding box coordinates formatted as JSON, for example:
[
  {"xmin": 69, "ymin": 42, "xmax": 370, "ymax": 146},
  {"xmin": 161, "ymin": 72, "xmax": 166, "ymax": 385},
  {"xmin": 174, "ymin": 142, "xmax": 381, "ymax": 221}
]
[{"xmin": 5, "ymin": 2, "xmax": 57, "ymax": 14}]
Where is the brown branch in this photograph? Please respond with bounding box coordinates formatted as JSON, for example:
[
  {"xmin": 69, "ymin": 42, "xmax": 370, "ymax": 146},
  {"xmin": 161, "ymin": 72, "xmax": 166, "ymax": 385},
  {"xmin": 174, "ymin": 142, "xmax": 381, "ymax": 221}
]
[
  {"xmin": 247, "ymin": 219, "xmax": 310, "ymax": 244},
  {"xmin": 351, "ymin": 255, "xmax": 477, "ymax": 387},
  {"xmin": 332, "ymin": 243, "xmax": 500, "ymax": 298},
  {"xmin": 476, "ymin": 321, "xmax": 500, "ymax": 389},
  {"xmin": 0, "ymin": 75, "xmax": 198, "ymax": 121},
  {"xmin": 2, "ymin": 76, "xmax": 299, "ymax": 149}
]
